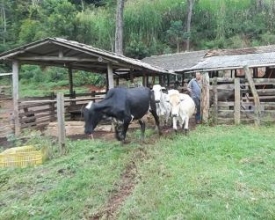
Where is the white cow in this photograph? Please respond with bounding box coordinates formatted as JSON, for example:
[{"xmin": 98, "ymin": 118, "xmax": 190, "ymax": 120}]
[
  {"xmin": 152, "ymin": 84, "xmax": 171, "ymax": 126},
  {"xmin": 167, "ymin": 90, "xmax": 196, "ymax": 133}
]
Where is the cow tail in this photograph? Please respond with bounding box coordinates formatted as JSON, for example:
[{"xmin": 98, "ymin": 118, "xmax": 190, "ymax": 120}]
[
  {"xmin": 149, "ymin": 90, "xmax": 156, "ymax": 111},
  {"xmin": 150, "ymin": 90, "xmax": 162, "ymax": 135}
]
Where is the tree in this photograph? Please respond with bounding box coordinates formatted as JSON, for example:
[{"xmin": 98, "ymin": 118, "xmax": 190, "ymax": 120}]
[
  {"xmin": 166, "ymin": 20, "xmax": 186, "ymax": 53},
  {"xmin": 186, "ymin": 0, "xmax": 194, "ymax": 51},
  {"xmin": 115, "ymin": 0, "xmax": 124, "ymax": 54}
]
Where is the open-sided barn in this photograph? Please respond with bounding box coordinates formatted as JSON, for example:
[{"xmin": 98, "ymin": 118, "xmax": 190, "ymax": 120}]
[
  {"xmin": 0, "ymin": 38, "xmax": 174, "ymax": 138},
  {"xmin": 143, "ymin": 45, "xmax": 275, "ymax": 125}
]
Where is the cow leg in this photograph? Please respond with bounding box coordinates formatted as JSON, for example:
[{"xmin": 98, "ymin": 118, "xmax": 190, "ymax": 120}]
[
  {"xmin": 150, "ymin": 109, "xmax": 162, "ymax": 136},
  {"xmin": 122, "ymin": 122, "xmax": 130, "ymax": 142},
  {"xmin": 182, "ymin": 115, "xmax": 189, "ymax": 134},
  {"xmin": 172, "ymin": 116, "xmax": 178, "ymax": 132},
  {"xmin": 149, "ymin": 92, "xmax": 162, "ymax": 136},
  {"xmin": 138, "ymin": 119, "xmax": 146, "ymax": 140},
  {"xmin": 165, "ymin": 112, "xmax": 170, "ymax": 127}
]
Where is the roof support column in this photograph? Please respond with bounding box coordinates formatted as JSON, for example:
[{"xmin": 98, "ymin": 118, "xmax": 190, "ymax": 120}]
[
  {"xmin": 68, "ymin": 66, "xmax": 74, "ymax": 97},
  {"xmin": 130, "ymin": 69, "xmax": 134, "ymax": 83},
  {"xmin": 107, "ymin": 63, "xmax": 114, "ymax": 89},
  {"xmin": 142, "ymin": 72, "xmax": 146, "ymax": 86},
  {"xmin": 12, "ymin": 60, "xmax": 20, "ymax": 136}
]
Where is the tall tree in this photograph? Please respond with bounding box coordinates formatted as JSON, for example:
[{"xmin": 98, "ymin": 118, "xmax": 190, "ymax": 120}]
[
  {"xmin": 115, "ymin": 0, "xmax": 124, "ymax": 54},
  {"xmin": 186, "ymin": 0, "xmax": 194, "ymax": 51}
]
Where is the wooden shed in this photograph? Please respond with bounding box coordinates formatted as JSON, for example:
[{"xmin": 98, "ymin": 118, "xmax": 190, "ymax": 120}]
[
  {"xmin": 0, "ymin": 37, "xmax": 174, "ymax": 137},
  {"xmin": 143, "ymin": 45, "xmax": 275, "ymax": 125}
]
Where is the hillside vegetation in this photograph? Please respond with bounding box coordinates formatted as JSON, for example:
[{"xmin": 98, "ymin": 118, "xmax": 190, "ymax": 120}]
[
  {"xmin": 1, "ymin": 125, "xmax": 275, "ymax": 219},
  {"xmin": 1, "ymin": 0, "xmax": 275, "ymax": 90}
]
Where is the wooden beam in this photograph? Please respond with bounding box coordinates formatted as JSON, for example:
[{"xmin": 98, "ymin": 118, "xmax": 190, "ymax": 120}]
[
  {"xmin": 243, "ymin": 65, "xmax": 261, "ymax": 125},
  {"xmin": 0, "ymin": 73, "xmax": 12, "ymax": 76},
  {"xmin": 234, "ymin": 78, "xmax": 241, "ymax": 125},
  {"xmin": 17, "ymin": 56, "xmax": 104, "ymax": 62},
  {"xmin": 12, "ymin": 60, "xmax": 20, "ymax": 136}
]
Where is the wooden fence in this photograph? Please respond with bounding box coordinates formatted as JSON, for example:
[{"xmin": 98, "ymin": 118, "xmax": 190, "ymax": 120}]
[
  {"xmin": 207, "ymin": 76, "xmax": 275, "ymax": 125},
  {"xmin": 0, "ymin": 91, "xmax": 106, "ymax": 138}
]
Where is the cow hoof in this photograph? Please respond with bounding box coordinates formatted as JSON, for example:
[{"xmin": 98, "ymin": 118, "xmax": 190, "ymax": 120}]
[{"xmin": 184, "ymin": 129, "xmax": 189, "ymax": 135}]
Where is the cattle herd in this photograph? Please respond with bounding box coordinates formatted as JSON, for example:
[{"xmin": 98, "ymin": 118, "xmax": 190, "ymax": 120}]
[{"xmin": 83, "ymin": 85, "xmax": 196, "ymax": 143}]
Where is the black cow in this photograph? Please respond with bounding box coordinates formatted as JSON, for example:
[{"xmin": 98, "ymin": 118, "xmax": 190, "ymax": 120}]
[{"xmin": 83, "ymin": 86, "xmax": 161, "ymax": 142}]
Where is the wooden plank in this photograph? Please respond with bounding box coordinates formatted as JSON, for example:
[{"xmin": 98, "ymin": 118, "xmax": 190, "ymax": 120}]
[
  {"xmin": 242, "ymin": 96, "xmax": 275, "ymax": 100},
  {"xmin": 0, "ymin": 73, "xmax": 12, "ymax": 76},
  {"xmin": 234, "ymin": 78, "xmax": 241, "ymax": 124},
  {"xmin": 218, "ymin": 101, "xmax": 235, "ymax": 107},
  {"xmin": 19, "ymin": 108, "xmax": 56, "ymax": 116},
  {"xmin": 257, "ymin": 89, "xmax": 275, "ymax": 96},
  {"xmin": 243, "ymin": 66, "xmax": 261, "ymax": 125},
  {"xmin": 210, "ymin": 78, "xmax": 234, "ymax": 83},
  {"xmin": 253, "ymin": 78, "xmax": 275, "ymax": 83}
]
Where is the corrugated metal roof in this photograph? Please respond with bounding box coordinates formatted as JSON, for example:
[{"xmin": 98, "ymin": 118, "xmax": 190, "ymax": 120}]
[
  {"xmin": 142, "ymin": 50, "xmax": 207, "ymax": 73},
  {"xmin": 0, "ymin": 38, "xmax": 174, "ymax": 76},
  {"xmin": 189, "ymin": 52, "xmax": 275, "ymax": 72},
  {"xmin": 143, "ymin": 45, "xmax": 275, "ymax": 73}
]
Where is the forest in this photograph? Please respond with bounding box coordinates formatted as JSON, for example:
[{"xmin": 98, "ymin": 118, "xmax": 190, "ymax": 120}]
[{"xmin": 0, "ymin": 0, "xmax": 275, "ymax": 86}]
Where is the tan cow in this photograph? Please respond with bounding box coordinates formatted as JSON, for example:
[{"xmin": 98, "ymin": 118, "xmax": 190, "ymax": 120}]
[{"xmin": 167, "ymin": 90, "xmax": 196, "ymax": 133}]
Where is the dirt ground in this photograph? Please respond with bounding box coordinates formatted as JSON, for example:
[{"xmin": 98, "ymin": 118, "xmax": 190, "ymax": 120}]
[{"xmin": 0, "ymin": 116, "xmax": 198, "ymax": 148}]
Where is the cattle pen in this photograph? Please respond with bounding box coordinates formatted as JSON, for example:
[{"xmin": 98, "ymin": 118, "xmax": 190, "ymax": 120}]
[{"xmin": 201, "ymin": 66, "xmax": 275, "ymax": 126}]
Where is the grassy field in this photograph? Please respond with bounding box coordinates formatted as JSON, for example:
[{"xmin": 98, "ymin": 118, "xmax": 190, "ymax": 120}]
[{"xmin": 1, "ymin": 124, "xmax": 275, "ymax": 219}]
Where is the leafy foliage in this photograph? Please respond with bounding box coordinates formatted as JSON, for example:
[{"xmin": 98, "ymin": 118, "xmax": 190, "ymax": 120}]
[{"xmin": 1, "ymin": 0, "xmax": 275, "ymax": 85}]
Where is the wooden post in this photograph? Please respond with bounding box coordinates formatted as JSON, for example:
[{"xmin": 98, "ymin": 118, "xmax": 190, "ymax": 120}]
[
  {"xmin": 152, "ymin": 73, "xmax": 156, "ymax": 86},
  {"xmin": 130, "ymin": 69, "xmax": 134, "ymax": 83},
  {"xmin": 212, "ymin": 78, "xmax": 218, "ymax": 125},
  {"xmin": 167, "ymin": 74, "xmax": 170, "ymax": 88},
  {"xmin": 57, "ymin": 93, "xmax": 66, "ymax": 154},
  {"xmin": 68, "ymin": 66, "xmax": 73, "ymax": 97},
  {"xmin": 201, "ymin": 72, "xmax": 210, "ymax": 123},
  {"xmin": 244, "ymin": 66, "xmax": 261, "ymax": 125},
  {"xmin": 142, "ymin": 72, "xmax": 146, "ymax": 86},
  {"xmin": 12, "ymin": 60, "xmax": 20, "ymax": 136},
  {"xmin": 50, "ymin": 92, "xmax": 56, "ymax": 122},
  {"xmin": 107, "ymin": 63, "xmax": 114, "ymax": 89},
  {"xmin": 234, "ymin": 78, "xmax": 241, "ymax": 125},
  {"xmin": 115, "ymin": 77, "xmax": 119, "ymax": 87},
  {"xmin": 146, "ymin": 75, "xmax": 149, "ymax": 87},
  {"xmin": 158, "ymin": 75, "xmax": 162, "ymax": 85}
]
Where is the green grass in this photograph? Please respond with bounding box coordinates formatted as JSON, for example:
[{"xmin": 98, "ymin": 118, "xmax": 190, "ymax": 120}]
[
  {"xmin": 19, "ymin": 81, "xmax": 89, "ymax": 98},
  {"xmin": 1, "ymin": 125, "xmax": 275, "ymax": 219}
]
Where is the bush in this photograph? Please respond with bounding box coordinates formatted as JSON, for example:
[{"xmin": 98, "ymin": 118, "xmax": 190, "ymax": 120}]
[{"xmin": 74, "ymin": 71, "xmax": 106, "ymax": 87}]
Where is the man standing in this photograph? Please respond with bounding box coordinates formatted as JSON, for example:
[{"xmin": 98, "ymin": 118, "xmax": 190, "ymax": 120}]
[{"xmin": 187, "ymin": 72, "xmax": 202, "ymax": 124}]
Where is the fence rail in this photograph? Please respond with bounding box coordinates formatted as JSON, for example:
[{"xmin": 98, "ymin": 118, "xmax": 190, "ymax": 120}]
[
  {"xmin": 0, "ymin": 91, "xmax": 106, "ymax": 138},
  {"xmin": 209, "ymin": 76, "xmax": 275, "ymax": 125}
]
